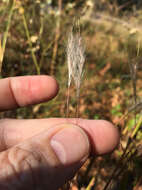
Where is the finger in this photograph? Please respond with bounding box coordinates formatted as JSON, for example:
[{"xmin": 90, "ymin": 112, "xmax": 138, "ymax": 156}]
[
  {"xmin": 0, "ymin": 75, "xmax": 59, "ymax": 111},
  {"xmin": 0, "ymin": 123, "xmax": 90, "ymax": 189},
  {"xmin": 0, "ymin": 118, "xmax": 119, "ymax": 154}
]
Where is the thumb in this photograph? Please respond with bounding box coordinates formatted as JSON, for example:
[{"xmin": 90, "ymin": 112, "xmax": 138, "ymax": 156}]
[{"xmin": 0, "ymin": 124, "xmax": 90, "ymax": 190}]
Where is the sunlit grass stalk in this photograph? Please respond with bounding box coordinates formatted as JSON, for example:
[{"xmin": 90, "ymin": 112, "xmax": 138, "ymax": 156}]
[
  {"xmin": 86, "ymin": 176, "xmax": 95, "ymax": 190},
  {"xmin": 22, "ymin": 10, "xmax": 40, "ymax": 75},
  {"xmin": 66, "ymin": 86, "xmax": 70, "ymax": 117},
  {"xmin": 50, "ymin": 0, "xmax": 62, "ymax": 75},
  {"xmin": 0, "ymin": 0, "xmax": 15, "ymax": 74},
  {"xmin": 65, "ymin": 21, "xmax": 85, "ymax": 190},
  {"xmin": 75, "ymin": 92, "xmax": 80, "ymax": 118}
]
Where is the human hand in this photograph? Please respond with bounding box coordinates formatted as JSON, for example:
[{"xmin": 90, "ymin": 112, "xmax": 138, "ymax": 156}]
[{"xmin": 0, "ymin": 75, "xmax": 119, "ymax": 190}]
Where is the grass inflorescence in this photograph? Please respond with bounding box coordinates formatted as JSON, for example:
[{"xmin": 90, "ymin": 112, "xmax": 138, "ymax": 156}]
[{"xmin": 66, "ymin": 19, "xmax": 85, "ymax": 117}]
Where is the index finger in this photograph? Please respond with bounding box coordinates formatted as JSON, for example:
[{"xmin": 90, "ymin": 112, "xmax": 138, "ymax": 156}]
[{"xmin": 0, "ymin": 75, "xmax": 59, "ymax": 111}]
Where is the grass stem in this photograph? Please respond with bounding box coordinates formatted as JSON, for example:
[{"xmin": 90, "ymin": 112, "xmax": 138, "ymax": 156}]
[
  {"xmin": 50, "ymin": 0, "xmax": 62, "ymax": 75},
  {"xmin": 75, "ymin": 92, "xmax": 80, "ymax": 118},
  {"xmin": 0, "ymin": 0, "xmax": 15, "ymax": 74},
  {"xmin": 22, "ymin": 12, "xmax": 40, "ymax": 75},
  {"xmin": 66, "ymin": 86, "xmax": 70, "ymax": 118}
]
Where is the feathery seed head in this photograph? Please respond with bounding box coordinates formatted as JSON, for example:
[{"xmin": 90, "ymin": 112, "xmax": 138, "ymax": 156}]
[{"xmin": 67, "ymin": 25, "xmax": 85, "ymax": 97}]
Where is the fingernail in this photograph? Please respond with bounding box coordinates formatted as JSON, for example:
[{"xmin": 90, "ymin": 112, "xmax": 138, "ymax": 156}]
[{"xmin": 50, "ymin": 125, "xmax": 90, "ymax": 164}]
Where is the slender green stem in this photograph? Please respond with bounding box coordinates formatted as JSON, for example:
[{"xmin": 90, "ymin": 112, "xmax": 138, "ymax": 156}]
[
  {"xmin": 2, "ymin": 0, "xmax": 15, "ymax": 54},
  {"xmin": 39, "ymin": 41, "xmax": 54, "ymax": 69},
  {"xmin": 39, "ymin": 16, "xmax": 44, "ymax": 38},
  {"xmin": 0, "ymin": 0, "xmax": 15, "ymax": 73},
  {"xmin": 22, "ymin": 13, "xmax": 40, "ymax": 75}
]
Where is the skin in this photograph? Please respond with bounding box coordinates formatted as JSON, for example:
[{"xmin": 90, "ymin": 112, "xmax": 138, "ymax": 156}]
[{"xmin": 0, "ymin": 75, "xmax": 120, "ymax": 190}]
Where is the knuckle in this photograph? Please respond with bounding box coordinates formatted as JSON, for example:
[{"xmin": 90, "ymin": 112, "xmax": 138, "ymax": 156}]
[{"xmin": 0, "ymin": 146, "xmax": 43, "ymax": 189}]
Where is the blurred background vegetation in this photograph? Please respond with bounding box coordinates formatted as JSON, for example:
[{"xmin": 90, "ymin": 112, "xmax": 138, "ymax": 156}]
[{"xmin": 1, "ymin": 0, "xmax": 142, "ymax": 189}]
